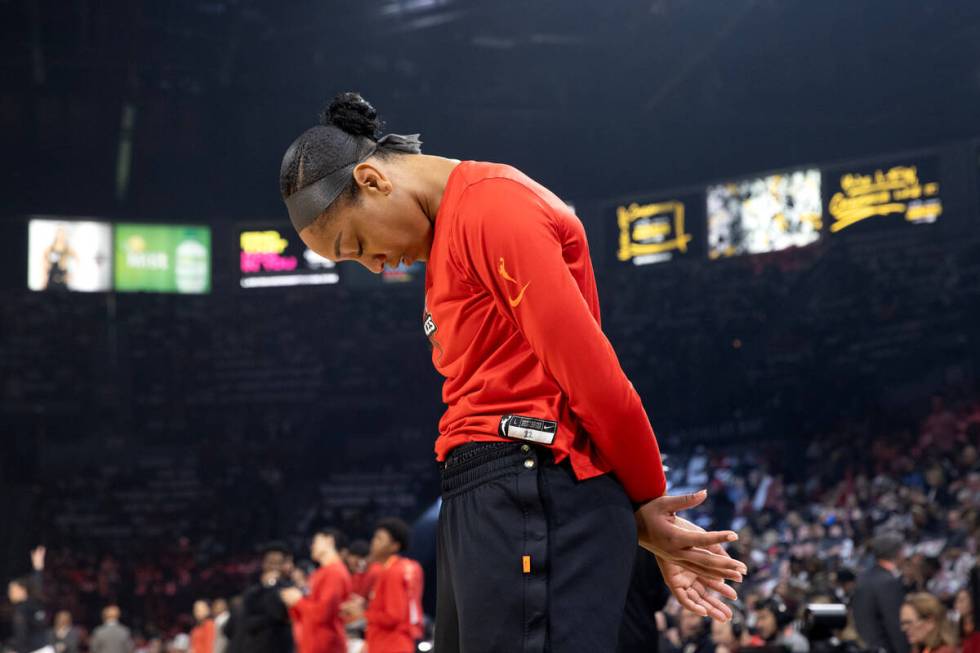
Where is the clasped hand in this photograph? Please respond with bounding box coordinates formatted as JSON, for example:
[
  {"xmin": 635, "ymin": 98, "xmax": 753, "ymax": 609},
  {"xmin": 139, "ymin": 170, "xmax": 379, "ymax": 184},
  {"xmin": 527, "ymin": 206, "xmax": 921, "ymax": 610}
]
[{"xmin": 635, "ymin": 489, "xmax": 747, "ymax": 622}]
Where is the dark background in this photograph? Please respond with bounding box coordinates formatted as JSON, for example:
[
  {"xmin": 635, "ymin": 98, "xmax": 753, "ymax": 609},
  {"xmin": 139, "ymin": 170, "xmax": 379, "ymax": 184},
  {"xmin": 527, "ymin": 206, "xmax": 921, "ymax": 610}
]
[
  {"xmin": 1, "ymin": 0, "xmax": 980, "ymax": 638},
  {"xmin": 2, "ymin": 0, "xmax": 980, "ymax": 219}
]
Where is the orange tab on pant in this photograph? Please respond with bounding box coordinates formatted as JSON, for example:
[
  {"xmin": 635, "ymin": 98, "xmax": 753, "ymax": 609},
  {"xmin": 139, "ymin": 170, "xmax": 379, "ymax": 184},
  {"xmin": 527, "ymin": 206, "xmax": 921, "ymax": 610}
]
[{"xmin": 522, "ymin": 555, "xmax": 531, "ymax": 574}]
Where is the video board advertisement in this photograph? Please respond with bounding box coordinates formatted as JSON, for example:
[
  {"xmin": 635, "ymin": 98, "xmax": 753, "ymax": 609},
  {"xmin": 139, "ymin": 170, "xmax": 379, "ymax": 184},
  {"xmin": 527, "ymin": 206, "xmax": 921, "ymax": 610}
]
[
  {"xmin": 239, "ymin": 227, "xmax": 339, "ymax": 288},
  {"xmin": 614, "ymin": 194, "xmax": 702, "ymax": 266},
  {"xmin": 28, "ymin": 218, "xmax": 113, "ymax": 292},
  {"xmin": 824, "ymin": 158, "xmax": 942, "ymax": 234},
  {"xmin": 115, "ymin": 224, "xmax": 211, "ymax": 294},
  {"xmin": 707, "ymin": 169, "xmax": 822, "ymax": 259}
]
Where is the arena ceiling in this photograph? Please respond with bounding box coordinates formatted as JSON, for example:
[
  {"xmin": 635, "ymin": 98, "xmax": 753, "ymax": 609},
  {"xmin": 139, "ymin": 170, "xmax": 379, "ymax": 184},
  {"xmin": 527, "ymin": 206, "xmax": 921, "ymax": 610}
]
[{"xmin": 2, "ymin": 0, "xmax": 979, "ymax": 218}]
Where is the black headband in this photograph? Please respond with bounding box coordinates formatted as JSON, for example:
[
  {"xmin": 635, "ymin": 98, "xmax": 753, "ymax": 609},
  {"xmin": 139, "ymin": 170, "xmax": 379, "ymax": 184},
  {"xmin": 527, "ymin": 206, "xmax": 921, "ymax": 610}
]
[{"xmin": 284, "ymin": 132, "xmax": 423, "ymax": 232}]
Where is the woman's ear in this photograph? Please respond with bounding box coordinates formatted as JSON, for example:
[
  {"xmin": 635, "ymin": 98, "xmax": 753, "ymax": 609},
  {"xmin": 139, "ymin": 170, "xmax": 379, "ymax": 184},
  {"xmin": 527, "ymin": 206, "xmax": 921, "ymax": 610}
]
[{"xmin": 353, "ymin": 162, "xmax": 392, "ymax": 196}]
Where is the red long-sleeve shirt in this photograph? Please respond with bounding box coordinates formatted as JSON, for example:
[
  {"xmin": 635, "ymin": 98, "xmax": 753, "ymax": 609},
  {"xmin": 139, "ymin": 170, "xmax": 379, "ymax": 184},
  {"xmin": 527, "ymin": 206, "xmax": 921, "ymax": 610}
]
[
  {"xmin": 189, "ymin": 619, "xmax": 215, "ymax": 653},
  {"xmin": 424, "ymin": 161, "xmax": 667, "ymax": 502},
  {"xmin": 365, "ymin": 556, "xmax": 424, "ymax": 653},
  {"xmin": 351, "ymin": 561, "xmax": 381, "ymax": 601},
  {"xmin": 289, "ymin": 560, "xmax": 351, "ymax": 653}
]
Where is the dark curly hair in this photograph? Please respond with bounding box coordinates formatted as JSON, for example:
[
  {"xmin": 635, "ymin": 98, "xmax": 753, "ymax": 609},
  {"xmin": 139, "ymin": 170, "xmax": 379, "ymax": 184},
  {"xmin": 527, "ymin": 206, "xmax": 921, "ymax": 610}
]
[
  {"xmin": 279, "ymin": 92, "xmax": 407, "ymax": 225},
  {"xmin": 375, "ymin": 517, "xmax": 411, "ymax": 553}
]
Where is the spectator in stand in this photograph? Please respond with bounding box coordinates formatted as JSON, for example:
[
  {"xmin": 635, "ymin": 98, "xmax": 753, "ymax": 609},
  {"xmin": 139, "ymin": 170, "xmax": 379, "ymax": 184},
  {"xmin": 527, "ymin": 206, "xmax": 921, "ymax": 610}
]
[
  {"xmin": 918, "ymin": 396, "xmax": 959, "ymax": 453},
  {"xmin": 166, "ymin": 633, "xmax": 190, "ymax": 653},
  {"xmin": 900, "ymin": 593, "xmax": 958, "ymax": 653},
  {"xmin": 5, "ymin": 547, "xmax": 48, "ymax": 653},
  {"xmin": 89, "ymin": 605, "xmax": 134, "ymax": 653},
  {"xmin": 281, "ymin": 529, "xmax": 352, "ymax": 653},
  {"xmin": 853, "ymin": 533, "xmax": 910, "ymax": 653},
  {"xmin": 661, "ymin": 610, "xmax": 713, "ymax": 653},
  {"xmin": 709, "ymin": 605, "xmax": 747, "ymax": 653},
  {"xmin": 753, "ymin": 597, "xmax": 809, "ymax": 653},
  {"xmin": 49, "ymin": 610, "xmax": 81, "ymax": 653},
  {"xmin": 343, "ymin": 540, "xmax": 379, "ymax": 604},
  {"xmin": 135, "ymin": 636, "xmax": 163, "ymax": 653},
  {"xmin": 904, "ymin": 555, "xmax": 940, "ymax": 596},
  {"xmin": 957, "ymin": 567, "xmax": 980, "ymax": 653},
  {"xmin": 226, "ymin": 543, "xmax": 294, "ymax": 653},
  {"xmin": 222, "ymin": 596, "xmax": 243, "ymax": 653},
  {"xmin": 189, "ymin": 600, "xmax": 214, "ymax": 653},
  {"xmin": 339, "ymin": 539, "xmax": 374, "ymax": 653},
  {"xmin": 834, "ymin": 569, "xmax": 857, "ymax": 605},
  {"xmin": 364, "ymin": 518, "xmax": 423, "ymax": 653},
  {"xmin": 210, "ymin": 599, "xmax": 230, "ymax": 653}
]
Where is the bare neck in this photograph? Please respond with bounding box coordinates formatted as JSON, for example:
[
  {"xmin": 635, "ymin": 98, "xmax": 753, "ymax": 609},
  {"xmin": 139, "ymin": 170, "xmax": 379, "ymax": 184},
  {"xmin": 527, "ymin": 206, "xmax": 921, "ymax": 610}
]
[{"xmin": 404, "ymin": 154, "xmax": 461, "ymax": 224}]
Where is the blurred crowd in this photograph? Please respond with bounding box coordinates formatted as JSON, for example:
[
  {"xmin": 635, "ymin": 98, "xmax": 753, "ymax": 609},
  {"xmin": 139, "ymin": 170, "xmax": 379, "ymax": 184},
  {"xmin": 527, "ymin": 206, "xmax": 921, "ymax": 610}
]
[
  {"xmin": 5, "ymin": 518, "xmax": 424, "ymax": 653},
  {"xmin": 4, "ymin": 386, "xmax": 978, "ymax": 653},
  {"xmin": 2, "ymin": 215, "xmax": 978, "ymax": 653},
  {"xmin": 653, "ymin": 390, "xmax": 980, "ymax": 653},
  {"xmin": 8, "ymin": 430, "xmax": 436, "ymax": 641}
]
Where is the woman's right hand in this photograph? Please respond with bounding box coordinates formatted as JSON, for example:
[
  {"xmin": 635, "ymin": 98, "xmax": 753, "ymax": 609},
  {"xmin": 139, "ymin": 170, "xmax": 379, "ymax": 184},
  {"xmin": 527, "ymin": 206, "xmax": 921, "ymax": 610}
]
[
  {"xmin": 635, "ymin": 490, "xmax": 747, "ymax": 582},
  {"xmin": 635, "ymin": 490, "xmax": 746, "ymax": 620}
]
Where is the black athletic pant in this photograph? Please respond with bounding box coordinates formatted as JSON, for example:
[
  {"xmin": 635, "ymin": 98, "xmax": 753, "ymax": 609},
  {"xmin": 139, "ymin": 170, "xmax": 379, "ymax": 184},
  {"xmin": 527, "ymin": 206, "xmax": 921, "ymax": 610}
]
[{"xmin": 434, "ymin": 441, "xmax": 637, "ymax": 653}]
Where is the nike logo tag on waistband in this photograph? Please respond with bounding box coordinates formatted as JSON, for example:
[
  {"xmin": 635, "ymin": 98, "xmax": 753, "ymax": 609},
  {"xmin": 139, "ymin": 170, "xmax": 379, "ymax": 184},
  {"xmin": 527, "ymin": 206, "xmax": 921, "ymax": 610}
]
[{"xmin": 498, "ymin": 414, "xmax": 557, "ymax": 445}]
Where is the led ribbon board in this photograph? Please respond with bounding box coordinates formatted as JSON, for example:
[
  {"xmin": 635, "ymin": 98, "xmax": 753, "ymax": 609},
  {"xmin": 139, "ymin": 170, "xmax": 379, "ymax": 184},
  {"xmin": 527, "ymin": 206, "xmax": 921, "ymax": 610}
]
[
  {"xmin": 824, "ymin": 158, "xmax": 942, "ymax": 234},
  {"xmin": 614, "ymin": 194, "xmax": 702, "ymax": 266},
  {"xmin": 239, "ymin": 227, "xmax": 338, "ymax": 288},
  {"xmin": 115, "ymin": 224, "xmax": 211, "ymax": 294},
  {"xmin": 28, "ymin": 218, "xmax": 113, "ymax": 292},
  {"xmin": 707, "ymin": 169, "xmax": 822, "ymax": 259}
]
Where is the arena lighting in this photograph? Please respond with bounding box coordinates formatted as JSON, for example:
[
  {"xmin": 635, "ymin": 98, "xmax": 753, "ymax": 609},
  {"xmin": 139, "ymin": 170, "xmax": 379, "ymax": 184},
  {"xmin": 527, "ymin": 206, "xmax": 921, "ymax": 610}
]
[
  {"xmin": 239, "ymin": 273, "xmax": 338, "ymax": 288},
  {"xmin": 377, "ymin": 0, "xmax": 462, "ymax": 31},
  {"xmin": 421, "ymin": 498, "xmax": 441, "ymax": 520},
  {"xmin": 378, "ymin": 0, "xmax": 452, "ymax": 16}
]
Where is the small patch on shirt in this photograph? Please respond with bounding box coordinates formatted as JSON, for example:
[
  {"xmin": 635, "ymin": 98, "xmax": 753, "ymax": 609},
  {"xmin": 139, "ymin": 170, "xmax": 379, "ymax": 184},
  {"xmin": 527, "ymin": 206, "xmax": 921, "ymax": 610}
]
[{"xmin": 498, "ymin": 415, "xmax": 557, "ymax": 445}]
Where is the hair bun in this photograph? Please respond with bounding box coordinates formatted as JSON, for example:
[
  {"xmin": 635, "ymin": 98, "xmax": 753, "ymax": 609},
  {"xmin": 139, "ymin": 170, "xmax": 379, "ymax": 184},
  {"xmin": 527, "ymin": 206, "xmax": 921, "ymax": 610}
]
[{"xmin": 319, "ymin": 92, "xmax": 382, "ymax": 140}]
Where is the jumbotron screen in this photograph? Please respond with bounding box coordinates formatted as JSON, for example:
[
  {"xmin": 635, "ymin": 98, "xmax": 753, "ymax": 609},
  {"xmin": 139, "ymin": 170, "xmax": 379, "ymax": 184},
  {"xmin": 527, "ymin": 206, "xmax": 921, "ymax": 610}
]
[
  {"xmin": 614, "ymin": 196, "xmax": 698, "ymax": 266},
  {"xmin": 239, "ymin": 227, "xmax": 339, "ymax": 288},
  {"xmin": 115, "ymin": 224, "xmax": 211, "ymax": 294},
  {"xmin": 707, "ymin": 169, "xmax": 822, "ymax": 259},
  {"xmin": 825, "ymin": 158, "xmax": 942, "ymax": 234},
  {"xmin": 28, "ymin": 218, "xmax": 113, "ymax": 292}
]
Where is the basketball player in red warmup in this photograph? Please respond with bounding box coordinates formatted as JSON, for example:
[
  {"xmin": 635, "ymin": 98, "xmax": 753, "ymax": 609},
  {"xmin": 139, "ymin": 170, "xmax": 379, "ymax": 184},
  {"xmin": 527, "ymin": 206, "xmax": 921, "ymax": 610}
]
[
  {"xmin": 189, "ymin": 600, "xmax": 215, "ymax": 653},
  {"xmin": 364, "ymin": 518, "xmax": 424, "ymax": 653},
  {"xmin": 280, "ymin": 93, "xmax": 747, "ymax": 653},
  {"xmin": 345, "ymin": 540, "xmax": 380, "ymax": 604},
  {"xmin": 281, "ymin": 530, "xmax": 352, "ymax": 653}
]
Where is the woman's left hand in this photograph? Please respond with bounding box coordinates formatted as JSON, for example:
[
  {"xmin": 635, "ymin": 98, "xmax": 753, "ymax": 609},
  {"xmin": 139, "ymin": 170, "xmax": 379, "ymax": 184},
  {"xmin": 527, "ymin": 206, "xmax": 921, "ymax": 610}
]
[
  {"xmin": 656, "ymin": 555, "xmax": 736, "ymax": 622},
  {"xmin": 635, "ymin": 490, "xmax": 747, "ymax": 582}
]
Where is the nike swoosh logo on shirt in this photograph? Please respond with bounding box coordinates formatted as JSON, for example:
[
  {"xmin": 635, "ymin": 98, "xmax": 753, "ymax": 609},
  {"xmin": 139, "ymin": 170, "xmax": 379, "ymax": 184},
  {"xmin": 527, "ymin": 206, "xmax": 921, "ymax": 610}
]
[
  {"xmin": 508, "ymin": 282, "xmax": 530, "ymax": 308},
  {"xmin": 498, "ymin": 257, "xmax": 530, "ymax": 308}
]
